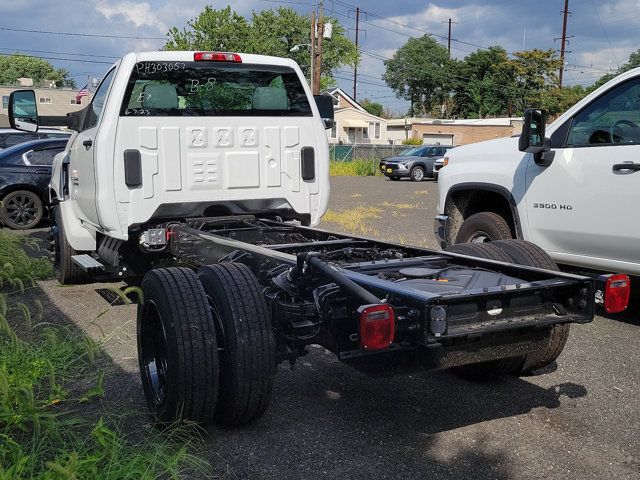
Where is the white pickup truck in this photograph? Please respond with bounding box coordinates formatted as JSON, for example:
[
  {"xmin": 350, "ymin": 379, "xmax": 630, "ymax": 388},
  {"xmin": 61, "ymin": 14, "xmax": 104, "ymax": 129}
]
[
  {"xmin": 436, "ymin": 67, "xmax": 640, "ymax": 283},
  {"xmin": 8, "ymin": 51, "xmax": 605, "ymax": 428}
]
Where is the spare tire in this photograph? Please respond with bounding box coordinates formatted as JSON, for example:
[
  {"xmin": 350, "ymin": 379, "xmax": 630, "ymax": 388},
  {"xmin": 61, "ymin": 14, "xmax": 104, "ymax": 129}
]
[
  {"xmin": 490, "ymin": 240, "xmax": 571, "ymax": 374},
  {"xmin": 445, "ymin": 242, "xmax": 526, "ymax": 381}
]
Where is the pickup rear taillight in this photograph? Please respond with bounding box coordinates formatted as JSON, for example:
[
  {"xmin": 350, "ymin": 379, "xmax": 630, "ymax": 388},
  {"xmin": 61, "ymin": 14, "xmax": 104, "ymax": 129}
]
[
  {"xmin": 194, "ymin": 52, "xmax": 242, "ymax": 62},
  {"xmin": 358, "ymin": 304, "xmax": 395, "ymax": 350},
  {"xmin": 603, "ymin": 274, "xmax": 631, "ymax": 314}
]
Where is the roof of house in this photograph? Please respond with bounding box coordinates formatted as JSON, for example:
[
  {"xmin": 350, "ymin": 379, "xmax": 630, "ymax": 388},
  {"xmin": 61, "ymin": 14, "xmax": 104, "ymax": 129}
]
[
  {"xmin": 387, "ymin": 117, "xmax": 523, "ymax": 127},
  {"xmin": 334, "ymin": 106, "xmax": 387, "ymax": 123},
  {"xmin": 326, "ymin": 87, "xmax": 366, "ymax": 112}
]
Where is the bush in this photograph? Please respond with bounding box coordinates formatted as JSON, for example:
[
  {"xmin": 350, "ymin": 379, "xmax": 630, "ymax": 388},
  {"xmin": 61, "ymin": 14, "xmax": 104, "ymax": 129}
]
[
  {"xmin": 329, "ymin": 159, "xmax": 379, "ymax": 176},
  {"xmin": 402, "ymin": 137, "xmax": 423, "ymax": 145}
]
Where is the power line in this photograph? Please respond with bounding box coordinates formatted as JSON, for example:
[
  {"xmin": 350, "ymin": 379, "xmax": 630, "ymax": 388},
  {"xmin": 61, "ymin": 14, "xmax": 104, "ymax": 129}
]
[
  {"xmin": 0, "ymin": 52, "xmax": 114, "ymax": 65},
  {"xmin": 0, "ymin": 26, "xmax": 166, "ymax": 41},
  {"xmin": 589, "ymin": 0, "xmax": 620, "ymax": 68},
  {"xmin": 0, "ymin": 47, "xmax": 119, "ymax": 59}
]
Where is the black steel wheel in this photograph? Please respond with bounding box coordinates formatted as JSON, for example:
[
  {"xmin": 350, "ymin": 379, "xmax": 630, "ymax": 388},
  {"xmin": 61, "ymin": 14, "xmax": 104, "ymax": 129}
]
[
  {"xmin": 138, "ymin": 267, "xmax": 219, "ymax": 424},
  {"xmin": 198, "ymin": 263, "xmax": 277, "ymax": 426},
  {"xmin": 52, "ymin": 205, "xmax": 85, "ymax": 285},
  {"xmin": 0, "ymin": 190, "xmax": 43, "ymax": 230},
  {"xmin": 410, "ymin": 165, "xmax": 425, "ymax": 181}
]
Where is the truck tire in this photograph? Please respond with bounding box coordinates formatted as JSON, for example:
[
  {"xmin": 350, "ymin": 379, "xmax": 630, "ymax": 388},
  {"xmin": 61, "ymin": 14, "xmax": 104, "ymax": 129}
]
[
  {"xmin": 455, "ymin": 212, "xmax": 513, "ymax": 244},
  {"xmin": 0, "ymin": 190, "xmax": 43, "ymax": 230},
  {"xmin": 410, "ymin": 165, "xmax": 425, "ymax": 181},
  {"xmin": 53, "ymin": 205, "xmax": 85, "ymax": 285},
  {"xmin": 490, "ymin": 240, "xmax": 571, "ymax": 374},
  {"xmin": 197, "ymin": 263, "xmax": 277, "ymax": 426},
  {"xmin": 137, "ymin": 267, "xmax": 219, "ymax": 424},
  {"xmin": 445, "ymin": 242, "xmax": 526, "ymax": 381}
]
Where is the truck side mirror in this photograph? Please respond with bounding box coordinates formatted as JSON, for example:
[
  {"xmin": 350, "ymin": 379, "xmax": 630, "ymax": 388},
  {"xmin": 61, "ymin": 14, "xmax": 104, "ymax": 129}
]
[
  {"xmin": 9, "ymin": 90, "xmax": 39, "ymax": 132},
  {"xmin": 519, "ymin": 109, "xmax": 545, "ymax": 153},
  {"xmin": 314, "ymin": 94, "xmax": 334, "ymax": 129}
]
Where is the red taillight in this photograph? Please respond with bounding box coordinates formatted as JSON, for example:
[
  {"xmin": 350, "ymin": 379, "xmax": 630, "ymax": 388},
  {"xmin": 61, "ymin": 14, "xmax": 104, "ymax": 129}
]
[
  {"xmin": 194, "ymin": 52, "xmax": 242, "ymax": 62},
  {"xmin": 605, "ymin": 274, "xmax": 631, "ymax": 314},
  {"xmin": 358, "ymin": 304, "xmax": 395, "ymax": 350}
]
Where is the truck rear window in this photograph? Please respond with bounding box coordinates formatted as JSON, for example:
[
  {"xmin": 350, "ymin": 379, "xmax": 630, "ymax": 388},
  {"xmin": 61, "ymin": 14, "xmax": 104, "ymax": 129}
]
[{"xmin": 120, "ymin": 61, "xmax": 312, "ymax": 117}]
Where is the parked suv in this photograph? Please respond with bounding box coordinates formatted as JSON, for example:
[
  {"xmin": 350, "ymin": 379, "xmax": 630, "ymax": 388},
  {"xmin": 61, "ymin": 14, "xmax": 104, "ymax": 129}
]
[
  {"xmin": 0, "ymin": 128, "xmax": 71, "ymax": 149},
  {"xmin": 380, "ymin": 145, "xmax": 452, "ymax": 181}
]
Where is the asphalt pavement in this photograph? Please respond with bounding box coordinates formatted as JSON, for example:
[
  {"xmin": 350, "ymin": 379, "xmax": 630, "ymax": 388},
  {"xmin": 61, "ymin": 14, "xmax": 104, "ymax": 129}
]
[{"xmin": 11, "ymin": 176, "xmax": 640, "ymax": 479}]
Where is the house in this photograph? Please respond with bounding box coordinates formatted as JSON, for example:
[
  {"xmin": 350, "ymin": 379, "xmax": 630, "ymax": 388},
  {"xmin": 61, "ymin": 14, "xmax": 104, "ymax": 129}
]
[
  {"xmin": 0, "ymin": 82, "xmax": 92, "ymax": 127},
  {"xmin": 387, "ymin": 117, "xmax": 524, "ymax": 146},
  {"xmin": 324, "ymin": 88, "xmax": 388, "ymax": 145}
]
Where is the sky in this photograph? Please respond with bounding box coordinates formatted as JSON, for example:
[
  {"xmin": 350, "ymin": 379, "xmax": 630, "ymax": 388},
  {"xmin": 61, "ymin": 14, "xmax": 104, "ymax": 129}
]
[{"xmin": 0, "ymin": 0, "xmax": 638, "ymax": 114}]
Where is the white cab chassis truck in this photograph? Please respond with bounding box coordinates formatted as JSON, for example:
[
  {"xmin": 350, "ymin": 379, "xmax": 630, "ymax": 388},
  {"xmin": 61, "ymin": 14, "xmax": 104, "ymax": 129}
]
[
  {"xmin": 9, "ymin": 51, "xmax": 601, "ymax": 426},
  {"xmin": 436, "ymin": 68, "xmax": 640, "ymax": 313}
]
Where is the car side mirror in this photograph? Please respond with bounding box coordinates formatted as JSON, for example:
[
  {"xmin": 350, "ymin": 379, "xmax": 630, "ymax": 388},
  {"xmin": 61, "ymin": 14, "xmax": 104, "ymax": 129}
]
[
  {"xmin": 314, "ymin": 94, "xmax": 334, "ymax": 130},
  {"xmin": 9, "ymin": 90, "xmax": 39, "ymax": 132},
  {"xmin": 519, "ymin": 108, "xmax": 553, "ymax": 167}
]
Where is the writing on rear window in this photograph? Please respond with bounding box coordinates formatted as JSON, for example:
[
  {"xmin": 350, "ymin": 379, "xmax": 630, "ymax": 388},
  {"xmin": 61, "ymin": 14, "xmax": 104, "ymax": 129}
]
[{"xmin": 121, "ymin": 61, "xmax": 312, "ymax": 117}]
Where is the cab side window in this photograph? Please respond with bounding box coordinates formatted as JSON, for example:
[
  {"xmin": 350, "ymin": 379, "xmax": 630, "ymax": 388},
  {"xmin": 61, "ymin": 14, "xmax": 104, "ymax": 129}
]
[
  {"xmin": 567, "ymin": 77, "xmax": 640, "ymax": 146},
  {"xmin": 84, "ymin": 68, "xmax": 116, "ymax": 131}
]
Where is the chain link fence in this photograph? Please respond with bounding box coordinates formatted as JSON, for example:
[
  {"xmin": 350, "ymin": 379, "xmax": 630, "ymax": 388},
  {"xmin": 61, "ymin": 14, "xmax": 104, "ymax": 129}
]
[{"xmin": 329, "ymin": 144, "xmax": 410, "ymax": 162}]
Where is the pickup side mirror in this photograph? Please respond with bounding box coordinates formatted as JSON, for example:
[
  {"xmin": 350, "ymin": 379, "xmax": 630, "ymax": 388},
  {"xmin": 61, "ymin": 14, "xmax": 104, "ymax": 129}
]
[
  {"xmin": 519, "ymin": 108, "xmax": 554, "ymax": 167},
  {"xmin": 314, "ymin": 94, "xmax": 334, "ymax": 129},
  {"xmin": 9, "ymin": 90, "xmax": 39, "ymax": 132}
]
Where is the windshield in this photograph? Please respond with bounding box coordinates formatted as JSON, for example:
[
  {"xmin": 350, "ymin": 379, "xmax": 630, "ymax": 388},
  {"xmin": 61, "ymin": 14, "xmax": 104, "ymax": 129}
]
[
  {"xmin": 399, "ymin": 147, "xmax": 418, "ymax": 156},
  {"xmin": 120, "ymin": 61, "xmax": 312, "ymax": 117}
]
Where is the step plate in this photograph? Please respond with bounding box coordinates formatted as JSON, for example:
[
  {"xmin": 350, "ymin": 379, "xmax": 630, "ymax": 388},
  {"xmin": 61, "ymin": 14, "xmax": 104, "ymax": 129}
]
[{"xmin": 71, "ymin": 254, "xmax": 104, "ymax": 272}]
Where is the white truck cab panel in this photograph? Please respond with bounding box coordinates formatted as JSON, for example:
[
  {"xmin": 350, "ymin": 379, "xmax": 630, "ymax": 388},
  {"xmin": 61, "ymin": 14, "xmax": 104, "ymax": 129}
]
[
  {"xmin": 437, "ymin": 67, "xmax": 640, "ymax": 276},
  {"xmin": 52, "ymin": 51, "xmax": 330, "ymax": 248}
]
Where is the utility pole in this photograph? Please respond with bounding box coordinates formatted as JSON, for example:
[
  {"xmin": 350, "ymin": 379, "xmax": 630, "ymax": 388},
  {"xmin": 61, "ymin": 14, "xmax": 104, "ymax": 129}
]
[
  {"xmin": 313, "ymin": 0, "xmax": 325, "ymax": 95},
  {"xmin": 442, "ymin": 18, "xmax": 457, "ymax": 55},
  {"xmin": 559, "ymin": 0, "xmax": 570, "ymax": 87},
  {"xmin": 353, "ymin": 6, "xmax": 360, "ymax": 100}
]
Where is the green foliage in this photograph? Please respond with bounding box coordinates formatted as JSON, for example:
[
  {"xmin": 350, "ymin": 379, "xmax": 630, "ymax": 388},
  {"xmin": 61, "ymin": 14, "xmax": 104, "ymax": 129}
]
[
  {"xmin": 592, "ymin": 48, "xmax": 640, "ymax": 90},
  {"xmin": 382, "ymin": 35, "xmax": 451, "ymax": 116},
  {"xmin": 402, "ymin": 137, "xmax": 422, "ymax": 145},
  {"xmin": 0, "ymin": 230, "xmax": 53, "ymax": 289},
  {"xmin": 360, "ymin": 99, "xmax": 384, "ymax": 117},
  {"xmin": 165, "ymin": 6, "xmax": 359, "ymax": 85},
  {"xmin": 539, "ymin": 85, "xmax": 588, "ymax": 117},
  {"xmin": 0, "ymin": 295, "xmax": 208, "ymax": 479},
  {"xmin": 0, "ymin": 55, "xmax": 75, "ymax": 88},
  {"xmin": 329, "ymin": 159, "xmax": 378, "ymax": 176}
]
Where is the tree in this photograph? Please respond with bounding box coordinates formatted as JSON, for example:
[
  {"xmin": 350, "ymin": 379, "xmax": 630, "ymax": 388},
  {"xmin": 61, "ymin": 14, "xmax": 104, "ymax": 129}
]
[
  {"xmin": 165, "ymin": 6, "xmax": 358, "ymax": 85},
  {"xmin": 360, "ymin": 98, "xmax": 384, "ymax": 117},
  {"xmin": 592, "ymin": 48, "xmax": 640, "ymax": 90},
  {"xmin": 505, "ymin": 48, "xmax": 562, "ymax": 113},
  {"xmin": 539, "ymin": 85, "xmax": 587, "ymax": 118},
  {"xmin": 382, "ymin": 35, "xmax": 451, "ymax": 116},
  {"xmin": 0, "ymin": 54, "xmax": 75, "ymax": 88}
]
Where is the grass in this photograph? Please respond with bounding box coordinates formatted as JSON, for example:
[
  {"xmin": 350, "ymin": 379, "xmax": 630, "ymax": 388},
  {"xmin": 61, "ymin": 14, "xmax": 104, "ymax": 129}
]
[
  {"xmin": 0, "ymin": 230, "xmax": 209, "ymax": 479},
  {"xmin": 0, "ymin": 230, "xmax": 53, "ymax": 290},
  {"xmin": 322, "ymin": 206, "xmax": 382, "ymax": 236},
  {"xmin": 329, "ymin": 159, "xmax": 379, "ymax": 177}
]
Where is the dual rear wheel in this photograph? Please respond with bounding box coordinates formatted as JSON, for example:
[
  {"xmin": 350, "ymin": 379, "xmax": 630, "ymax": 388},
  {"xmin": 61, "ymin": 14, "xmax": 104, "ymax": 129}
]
[{"xmin": 137, "ymin": 264, "xmax": 276, "ymax": 426}]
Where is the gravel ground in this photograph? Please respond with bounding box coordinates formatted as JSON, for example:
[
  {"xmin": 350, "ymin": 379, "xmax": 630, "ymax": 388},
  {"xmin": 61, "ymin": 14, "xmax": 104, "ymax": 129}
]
[{"xmin": 8, "ymin": 176, "xmax": 640, "ymax": 479}]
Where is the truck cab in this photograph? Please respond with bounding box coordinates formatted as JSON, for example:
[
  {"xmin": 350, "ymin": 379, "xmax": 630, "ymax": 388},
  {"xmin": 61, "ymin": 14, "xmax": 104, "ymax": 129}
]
[{"xmin": 436, "ymin": 67, "xmax": 640, "ymax": 276}]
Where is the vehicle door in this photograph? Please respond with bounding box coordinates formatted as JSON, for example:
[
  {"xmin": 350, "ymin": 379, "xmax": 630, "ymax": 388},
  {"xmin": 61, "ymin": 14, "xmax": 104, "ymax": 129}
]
[
  {"xmin": 0, "ymin": 146, "xmax": 33, "ymax": 191},
  {"xmin": 69, "ymin": 68, "xmax": 116, "ymax": 227},
  {"xmin": 524, "ymin": 76, "xmax": 640, "ymax": 265},
  {"xmin": 23, "ymin": 144, "xmax": 65, "ymax": 193}
]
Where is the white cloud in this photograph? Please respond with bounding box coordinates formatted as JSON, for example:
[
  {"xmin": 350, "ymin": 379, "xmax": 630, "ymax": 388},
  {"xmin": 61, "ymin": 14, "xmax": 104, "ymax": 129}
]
[{"xmin": 96, "ymin": 1, "xmax": 167, "ymax": 31}]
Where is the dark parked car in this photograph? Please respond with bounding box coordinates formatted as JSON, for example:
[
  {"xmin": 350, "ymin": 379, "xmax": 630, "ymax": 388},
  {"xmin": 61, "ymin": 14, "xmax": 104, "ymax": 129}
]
[
  {"xmin": 379, "ymin": 145, "xmax": 452, "ymax": 181},
  {"xmin": 0, "ymin": 128, "xmax": 71, "ymax": 150},
  {"xmin": 0, "ymin": 138, "xmax": 68, "ymax": 229}
]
